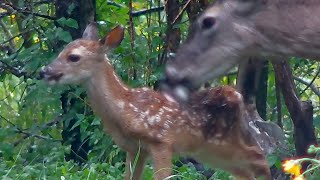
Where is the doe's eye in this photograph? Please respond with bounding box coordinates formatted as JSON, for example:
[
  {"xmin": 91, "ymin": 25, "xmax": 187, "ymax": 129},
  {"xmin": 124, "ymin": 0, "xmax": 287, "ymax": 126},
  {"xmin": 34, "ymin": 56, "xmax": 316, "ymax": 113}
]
[
  {"xmin": 68, "ymin": 54, "xmax": 80, "ymax": 62},
  {"xmin": 201, "ymin": 17, "xmax": 216, "ymax": 30}
]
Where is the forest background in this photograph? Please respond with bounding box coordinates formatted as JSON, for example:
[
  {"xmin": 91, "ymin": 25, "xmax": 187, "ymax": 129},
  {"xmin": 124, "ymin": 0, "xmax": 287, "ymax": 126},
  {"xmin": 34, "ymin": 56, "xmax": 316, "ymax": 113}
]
[{"xmin": 0, "ymin": 0, "xmax": 319, "ymax": 179}]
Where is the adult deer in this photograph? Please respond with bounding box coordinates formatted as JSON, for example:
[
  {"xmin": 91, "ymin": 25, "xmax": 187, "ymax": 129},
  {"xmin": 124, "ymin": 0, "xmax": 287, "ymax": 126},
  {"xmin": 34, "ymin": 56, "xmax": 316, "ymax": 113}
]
[
  {"xmin": 40, "ymin": 23, "xmax": 270, "ymax": 180},
  {"xmin": 162, "ymin": 0, "xmax": 320, "ymax": 100}
]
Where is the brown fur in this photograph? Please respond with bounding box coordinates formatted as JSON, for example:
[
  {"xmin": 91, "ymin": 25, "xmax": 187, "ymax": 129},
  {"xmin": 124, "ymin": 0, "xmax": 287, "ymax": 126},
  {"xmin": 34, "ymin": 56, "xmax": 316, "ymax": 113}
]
[{"xmin": 41, "ymin": 26, "xmax": 271, "ymax": 180}]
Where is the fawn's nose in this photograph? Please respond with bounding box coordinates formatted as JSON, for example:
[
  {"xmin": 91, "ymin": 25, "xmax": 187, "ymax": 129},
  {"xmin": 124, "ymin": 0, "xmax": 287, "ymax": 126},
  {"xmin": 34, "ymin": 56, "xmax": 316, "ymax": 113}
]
[{"xmin": 39, "ymin": 66, "xmax": 63, "ymax": 82}]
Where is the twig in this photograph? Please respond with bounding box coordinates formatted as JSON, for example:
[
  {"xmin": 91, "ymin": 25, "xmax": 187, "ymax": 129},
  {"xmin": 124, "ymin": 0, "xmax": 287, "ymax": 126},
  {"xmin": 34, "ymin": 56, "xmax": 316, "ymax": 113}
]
[
  {"xmin": 32, "ymin": 0, "xmax": 55, "ymax": 6},
  {"xmin": 0, "ymin": 29, "xmax": 34, "ymax": 45},
  {"xmin": 0, "ymin": 77, "xmax": 24, "ymax": 101},
  {"xmin": 128, "ymin": 0, "xmax": 136, "ymax": 80},
  {"xmin": 0, "ymin": 18, "xmax": 15, "ymax": 52},
  {"xmin": 294, "ymin": 76, "xmax": 320, "ymax": 97},
  {"xmin": 0, "ymin": 3, "xmax": 56, "ymax": 20},
  {"xmin": 173, "ymin": 0, "xmax": 191, "ymax": 24},
  {"xmin": 0, "ymin": 113, "xmax": 17, "ymax": 127},
  {"xmin": 132, "ymin": 6, "xmax": 165, "ymax": 17},
  {"xmin": 275, "ymin": 77, "xmax": 283, "ymax": 129},
  {"xmin": 10, "ymin": 116, "xmax": 62, "ymax": 146},
  {"xmin": 297, "ymin": 67, "xmax": 320, "ymax": 96},
  {"xmin": 0, "ymin": 60, "xmax": 28, "ymax": 78}
]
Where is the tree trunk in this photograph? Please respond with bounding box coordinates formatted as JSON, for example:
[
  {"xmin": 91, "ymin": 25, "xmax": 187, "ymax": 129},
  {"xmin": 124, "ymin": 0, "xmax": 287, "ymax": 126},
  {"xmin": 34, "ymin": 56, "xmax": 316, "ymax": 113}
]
[
  {"xmin": 55, "ymin": 0, "xmax": 95, "ymax": 39},
  {"xmin": 55, "ymin": 0, "xmax": 96, "ymax": 163},
  {"xmin": 160, "ymin": 0, "xmax": 181, "ymax": 65},
  {"xmin": 273, "ymin": 61, "xmax": 317, "ymax": 169}
]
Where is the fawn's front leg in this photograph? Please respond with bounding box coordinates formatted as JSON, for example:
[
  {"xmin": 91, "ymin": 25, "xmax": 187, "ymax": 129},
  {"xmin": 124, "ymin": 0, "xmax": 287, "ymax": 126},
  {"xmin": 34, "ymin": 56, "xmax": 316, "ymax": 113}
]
[
  {"xmin": 125, "ymin": 150, "xmax": 147, "ymax": 180},
  {"xmin": 150, "ymin": 143, "xmax": 173, "ymax": 180}
]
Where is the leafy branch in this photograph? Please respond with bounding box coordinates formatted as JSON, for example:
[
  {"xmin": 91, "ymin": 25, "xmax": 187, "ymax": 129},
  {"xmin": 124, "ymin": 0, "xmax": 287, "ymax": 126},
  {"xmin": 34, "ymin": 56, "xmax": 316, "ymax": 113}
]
[
  {"xmin": 0, "ymin": 113, "xmax": 62, "ymax": 146},
  {"xmin": 0, "ymin": 2, "xmax": 56, "ymax": 20}
]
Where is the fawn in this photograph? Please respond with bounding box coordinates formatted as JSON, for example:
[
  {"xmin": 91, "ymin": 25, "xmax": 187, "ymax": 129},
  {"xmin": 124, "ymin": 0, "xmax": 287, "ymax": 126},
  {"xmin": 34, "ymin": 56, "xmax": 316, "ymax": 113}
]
[{"xmin": 40, "ymin": 23, "xmax": 271, "ymax": 180}]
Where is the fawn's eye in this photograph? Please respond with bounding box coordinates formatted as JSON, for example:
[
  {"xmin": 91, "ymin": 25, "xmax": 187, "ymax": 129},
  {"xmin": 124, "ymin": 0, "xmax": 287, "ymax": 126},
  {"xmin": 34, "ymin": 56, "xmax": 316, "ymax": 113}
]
[
  {"xmin": 201, "ymin": 17, "xmax": 216, "ymax": 30},
  {"xmin": 68, "ymin": 54, "xmax": 80, "ymax": 62}
]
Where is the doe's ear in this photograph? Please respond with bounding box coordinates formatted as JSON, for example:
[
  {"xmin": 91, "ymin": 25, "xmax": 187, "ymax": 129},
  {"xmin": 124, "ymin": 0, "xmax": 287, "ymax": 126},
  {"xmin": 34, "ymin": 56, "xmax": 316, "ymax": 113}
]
[
  {"xmin": 100, "ymin": 25, "xmax": 124, "ymax": 49},
  {"xmin": 82, "ymin": 22, "xmax": 99, "ymax": 40}
]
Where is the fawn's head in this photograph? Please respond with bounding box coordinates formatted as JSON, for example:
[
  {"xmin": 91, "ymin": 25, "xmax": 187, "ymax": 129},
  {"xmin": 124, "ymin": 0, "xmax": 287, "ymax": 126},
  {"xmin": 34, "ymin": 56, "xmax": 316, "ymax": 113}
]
[{"xmin": 40, "ymin": 23, "xmax": 124, "ymax": 85}]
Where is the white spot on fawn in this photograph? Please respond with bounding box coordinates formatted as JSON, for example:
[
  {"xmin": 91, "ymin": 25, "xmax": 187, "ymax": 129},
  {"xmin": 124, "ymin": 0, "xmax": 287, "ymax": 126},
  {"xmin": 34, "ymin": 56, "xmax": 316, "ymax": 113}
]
[
  {"xmin": 148, "ymin": 116, "xmax": 156, "ymax": 126},
  {"xmin": 117, "ymin": 101, "xmax": 125, "ymax": 109},
  {"xmin": 163, "ymin": 106, "xmax": 173, "ymax": 112},
  {"xmin": 164, "ymin": 93, "xmax": 177, "ymax": 103},
  {"xmin": 129, "ymin": 103, "xmax": 139, "ymax": 112},
  {"xmin": 144, "ymin": 123, "xmax": 149, "ymax": 129},
  {"xmin": 164, "ymin": 122, "xmax": 170, "ymax": 129}
]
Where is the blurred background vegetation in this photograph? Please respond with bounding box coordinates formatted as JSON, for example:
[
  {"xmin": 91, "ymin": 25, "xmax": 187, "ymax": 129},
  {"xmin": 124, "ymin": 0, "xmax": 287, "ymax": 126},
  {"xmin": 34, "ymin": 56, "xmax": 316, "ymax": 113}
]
[{"xmin": 0, "ymin": 0, "xmax": 319, "ymax": 179}]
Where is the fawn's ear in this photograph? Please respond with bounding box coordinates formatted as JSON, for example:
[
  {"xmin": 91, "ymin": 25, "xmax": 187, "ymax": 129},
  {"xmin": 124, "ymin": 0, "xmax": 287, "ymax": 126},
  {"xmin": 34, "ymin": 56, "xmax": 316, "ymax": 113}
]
[
  {"xmin": 82, "ymin": 22, "xmax": 99, "ymax": 40},
  {"xmin": 100, "ymin": 25, "xmax": 124, "ymax": 49}
]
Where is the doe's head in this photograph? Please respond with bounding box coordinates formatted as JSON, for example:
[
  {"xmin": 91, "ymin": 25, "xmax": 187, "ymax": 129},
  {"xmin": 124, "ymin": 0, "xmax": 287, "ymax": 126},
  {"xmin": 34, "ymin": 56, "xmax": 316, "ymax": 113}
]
[
  {"xmin": 40, "ymin": 23, "xmax": 124, "ymax": 85},
  {"xmin": 162, "ymin": 0, "xmax": 265, "ymax": 101}
]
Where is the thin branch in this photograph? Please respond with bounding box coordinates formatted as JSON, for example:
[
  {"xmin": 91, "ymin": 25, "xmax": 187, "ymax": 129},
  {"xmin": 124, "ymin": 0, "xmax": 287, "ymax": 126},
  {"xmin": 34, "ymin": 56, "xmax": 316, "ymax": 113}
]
[
  {"xmin": 106, "ymin": 0, "xmax": 123, "ymax": 8},
  {"xmin": 275, "ymin": 70, "xmax": 283, "ymax": 129},
  {"xmin": 0, "ymin": 18, "xmax": 15, "ymax": 52},
  {"xmin": 294, "ymin": 76, "xmax": 320, "ymax": 96},
  {"xmin": 32, "ymin": 0, "xmax": 55, "ymax": 6},
  {"xmin": 0, "ymin": 78, "xmax": 24, "ymax": 101},
  {"xmin": 0, "ymin": 3, "xmax": 56, "ymax": 20},
  {"xmin": 105, "ymin": 1, "xmax": 166, "ymax": 17},
  {"xmin": 173, "ymin": 0, "xmax": 191, "ymax": 24},
  {"xmin": 0, "ymin": 113, "xmax": 17, "ymax": 127},
  {"xmin": 14, "ymin": 129, "xmax": 58, "ymax": 141},
  {"xmin": 132, "ymin": 6, "xmax": 165, "ymax": 17},
  {"xmin": 0, "ymin": 29, "xmax": 34, "ymax": 45},
  {"xmin": 8, "ymin": 116, "xmax": 62, "ymax": 146},
  {"xmin": 0, "ymin": 60, "xmax": 28, "ymax": 78}
]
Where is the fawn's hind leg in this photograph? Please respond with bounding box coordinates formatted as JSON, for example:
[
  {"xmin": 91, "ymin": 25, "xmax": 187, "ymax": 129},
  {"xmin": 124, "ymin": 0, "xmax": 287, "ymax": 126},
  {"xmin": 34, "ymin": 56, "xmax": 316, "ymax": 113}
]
[{"xmin": 150, "ymin": 143, "xmax": 173, "ymax": 180}]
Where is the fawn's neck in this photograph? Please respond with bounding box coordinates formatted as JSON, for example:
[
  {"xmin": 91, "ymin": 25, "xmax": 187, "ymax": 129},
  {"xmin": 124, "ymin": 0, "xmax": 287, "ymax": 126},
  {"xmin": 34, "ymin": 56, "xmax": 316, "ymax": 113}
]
[{"xmin": 85, "ymin": 59, "xmax": 130, "ymax": 120}]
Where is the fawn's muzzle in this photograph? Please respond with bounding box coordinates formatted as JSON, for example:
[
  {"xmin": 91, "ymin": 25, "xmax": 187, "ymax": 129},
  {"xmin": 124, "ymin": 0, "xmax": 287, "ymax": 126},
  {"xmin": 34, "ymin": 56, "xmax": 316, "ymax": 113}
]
[{"xmin": 40, "ymin": 67, "xmax": 63, "ymax": 82}]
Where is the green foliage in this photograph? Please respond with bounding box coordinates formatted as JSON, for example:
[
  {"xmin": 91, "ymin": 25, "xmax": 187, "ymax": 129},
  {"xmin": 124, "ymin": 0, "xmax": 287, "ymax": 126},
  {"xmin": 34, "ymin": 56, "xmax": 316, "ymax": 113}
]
[{"xmin": 0, "ymin": 0, "xmax": 319, "ymax": 179}]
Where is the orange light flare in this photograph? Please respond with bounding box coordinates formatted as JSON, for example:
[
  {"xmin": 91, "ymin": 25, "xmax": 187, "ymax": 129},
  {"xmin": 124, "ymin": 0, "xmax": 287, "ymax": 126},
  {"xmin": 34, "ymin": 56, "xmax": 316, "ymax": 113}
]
[{"xmin": 282, "ymin": 159, "xmax": 305, "ymax": 180}]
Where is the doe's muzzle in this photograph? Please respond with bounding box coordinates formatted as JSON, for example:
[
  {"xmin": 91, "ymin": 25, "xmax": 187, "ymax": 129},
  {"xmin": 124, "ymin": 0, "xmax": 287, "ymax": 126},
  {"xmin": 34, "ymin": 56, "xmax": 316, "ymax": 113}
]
[{"xmin": 159, "ymin": 69, "xmax": 196, "ymax": 103}]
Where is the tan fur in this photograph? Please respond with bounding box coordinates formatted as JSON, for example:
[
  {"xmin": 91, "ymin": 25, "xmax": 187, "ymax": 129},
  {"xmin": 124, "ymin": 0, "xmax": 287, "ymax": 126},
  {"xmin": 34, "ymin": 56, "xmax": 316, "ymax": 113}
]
[{"xmin": 41, "ymin": 28, "xmax": 271, "ymax": 180}]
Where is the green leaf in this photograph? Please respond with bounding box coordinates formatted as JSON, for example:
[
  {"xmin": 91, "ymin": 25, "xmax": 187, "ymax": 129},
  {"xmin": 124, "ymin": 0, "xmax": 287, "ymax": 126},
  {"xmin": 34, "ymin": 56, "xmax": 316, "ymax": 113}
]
[
  {"xmin": 57, "ymin": 17, "xmax": 78, "ymax": 29},
  {"xmin": 65, "ymin": 18, "xmax": 78, "ymax": 29},
  {"xmin": 70, "ymin": 114, "xmax": 85, "ymax": 130},
  {"xmin": 56, "ymin": 28, "xmax": 72, "ymax": 42}
]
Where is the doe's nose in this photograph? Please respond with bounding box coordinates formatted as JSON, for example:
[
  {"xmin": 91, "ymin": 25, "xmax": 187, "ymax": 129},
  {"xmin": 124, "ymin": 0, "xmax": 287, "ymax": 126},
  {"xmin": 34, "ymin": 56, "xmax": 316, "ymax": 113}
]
[{"xmin": 159, "ymin": 76, "xmax": 192, "ymax": 103}]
